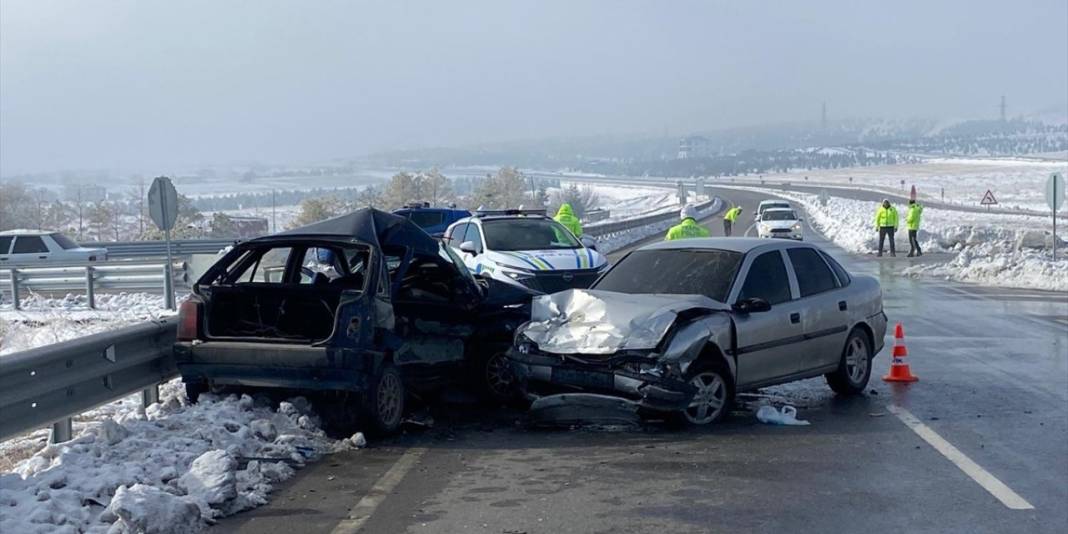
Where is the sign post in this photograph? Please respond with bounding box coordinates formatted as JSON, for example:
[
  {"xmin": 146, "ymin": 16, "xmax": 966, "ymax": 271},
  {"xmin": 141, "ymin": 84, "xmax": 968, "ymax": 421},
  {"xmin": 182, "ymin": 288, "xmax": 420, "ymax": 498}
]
[
  {"xmin": 1046, "ymin": 173, "xmax": 1065, "ymax": 261},
  {"xmin": 980, "ymin": 190, "xmax": 998, "ymax": 211},
  {"xmin": 148, "ymin": 176, "xmax": 179, "ymax": 310}
]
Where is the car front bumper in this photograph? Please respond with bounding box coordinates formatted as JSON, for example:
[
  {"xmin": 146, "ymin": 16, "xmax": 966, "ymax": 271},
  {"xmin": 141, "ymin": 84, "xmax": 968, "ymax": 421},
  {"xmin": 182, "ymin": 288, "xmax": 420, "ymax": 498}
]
[{"xmin": 506, "ymin": 348, "xmax": 697, "ymax": 413}]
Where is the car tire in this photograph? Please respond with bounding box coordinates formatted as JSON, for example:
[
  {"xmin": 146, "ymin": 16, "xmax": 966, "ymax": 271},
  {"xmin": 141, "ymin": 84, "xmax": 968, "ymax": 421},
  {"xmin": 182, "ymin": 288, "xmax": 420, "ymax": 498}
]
[
  {"xmin": 826, "ymin": 329, "xmax": 873, "ymax": 395},
  {"xmin": 674, "ymin": 361, "xmax": 733, "ymax": 426},
  {"xmin": 365, "ymin": 364, "xmax": 405, "ymax": 435},
  {"xmin": 482, "ymin": 351, "xmax": 518, "ymax": 402},
  {"xmin": 184, "ymin": 381, "xmax": 207, "ymax": 404}
]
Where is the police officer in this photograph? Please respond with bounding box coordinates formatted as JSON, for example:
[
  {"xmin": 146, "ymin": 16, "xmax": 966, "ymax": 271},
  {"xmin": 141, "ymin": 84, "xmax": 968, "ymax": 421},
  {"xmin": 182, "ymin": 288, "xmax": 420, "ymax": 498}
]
[
  {"xmin": 553, "ymin": 203, "xmax": 583, "ymax": 237},
  {"xmin": 874, "ymin": 199, "xmax": 899, "ymax": 257},
  {"xmin": 666, "ymin": 205, "xmax": 710, "ymax": 240},
  {"xmin": 722, "ymin": 205, "xmax": 743, "ymax": 236},
  {"xmin": 906, "ymin": 199, "xmax": 923, "ymax": 257}
]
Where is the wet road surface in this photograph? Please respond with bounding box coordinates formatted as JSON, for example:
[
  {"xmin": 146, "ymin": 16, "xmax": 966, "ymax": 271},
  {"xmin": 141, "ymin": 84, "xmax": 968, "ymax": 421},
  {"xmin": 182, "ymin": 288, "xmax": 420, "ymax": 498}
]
[{"xmin": 213, "ymin": 187, "xmax": 1067, "ymax": 534}]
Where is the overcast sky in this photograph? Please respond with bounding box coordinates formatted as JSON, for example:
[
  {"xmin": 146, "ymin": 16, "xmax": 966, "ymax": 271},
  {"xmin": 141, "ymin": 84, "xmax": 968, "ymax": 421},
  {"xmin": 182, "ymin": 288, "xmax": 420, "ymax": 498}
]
[{"xmin": 2, "ymin": 0, "xmax": 1066, "ymax": 175}]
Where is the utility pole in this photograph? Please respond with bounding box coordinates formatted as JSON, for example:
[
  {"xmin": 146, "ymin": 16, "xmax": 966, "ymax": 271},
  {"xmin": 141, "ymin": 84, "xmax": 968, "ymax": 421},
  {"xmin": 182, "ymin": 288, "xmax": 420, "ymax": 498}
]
[{"xmin": 1000, "ymin": 95, "xmax": 1006, "ymax": 122}]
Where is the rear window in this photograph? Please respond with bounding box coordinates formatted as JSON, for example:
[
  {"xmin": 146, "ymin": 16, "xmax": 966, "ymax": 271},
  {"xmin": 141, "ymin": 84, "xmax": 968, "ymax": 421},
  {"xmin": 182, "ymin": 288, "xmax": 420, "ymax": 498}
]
[
  {"xmin": 50, "ymin": 233, "xmax": 80, "ymax": 249},
  {"xmin": 820, "ymin": 250, "xmax": 851, "ymax": 287},
  {"xmin": 593, "ymin": 249, "xmax": 742, "ymax": 302},
  {"xmin": 407, "ymin": 210, "xmax": 444, "ymax": 228},
  {"xmin": 0, "ymin": 236, "xmax": 11, "ymax": 254},
  {"xmin": 13, "ymin": 236, "xmax": 48, "ymax": 254}
]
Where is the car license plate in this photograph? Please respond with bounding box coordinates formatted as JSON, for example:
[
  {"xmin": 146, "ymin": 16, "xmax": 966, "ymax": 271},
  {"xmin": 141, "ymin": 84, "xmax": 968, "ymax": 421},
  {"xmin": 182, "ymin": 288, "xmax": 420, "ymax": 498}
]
[{"xmin": 551, "ymin": 368, "xmax": 613, "ymax": 389}]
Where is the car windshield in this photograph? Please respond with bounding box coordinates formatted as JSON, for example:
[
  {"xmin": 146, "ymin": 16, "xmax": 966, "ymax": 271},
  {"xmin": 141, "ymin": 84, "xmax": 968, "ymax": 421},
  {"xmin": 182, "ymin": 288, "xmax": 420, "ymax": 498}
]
[
  {"xmin": 761, "ymin": 210, "xmax": 798, "ymax": 221},
  {"xmin": 760, "ymin": 203, "xmax": 790, "ymax": 212},
  {"xmin": 482, "ymin": 218, "xmax": 581, "ymax": 251},
  {"xmin": 50, "ymin": 233, "xmax": 80, "ymax": 249},
  {"xmin": 593, "ymin": 248, "xmax": 743, "ymax": 302}
]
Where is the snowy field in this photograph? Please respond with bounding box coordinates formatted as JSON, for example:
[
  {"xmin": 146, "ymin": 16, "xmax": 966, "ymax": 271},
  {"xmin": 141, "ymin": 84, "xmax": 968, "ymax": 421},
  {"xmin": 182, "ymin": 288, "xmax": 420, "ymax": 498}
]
[
  {"xmin": 0, "ymin": 293, "xmax": 175, "ymax": 357},
  {"xmin": 558, "ymin": 182, "xmax": 685, "ymax": 221},
  {"xmin": 734, "ymin": 186, "xmax": 1068, "ymax": 292},
  {"xmin": 743, "ymin": 158, "xmax": 1067, "ymax": 212}
]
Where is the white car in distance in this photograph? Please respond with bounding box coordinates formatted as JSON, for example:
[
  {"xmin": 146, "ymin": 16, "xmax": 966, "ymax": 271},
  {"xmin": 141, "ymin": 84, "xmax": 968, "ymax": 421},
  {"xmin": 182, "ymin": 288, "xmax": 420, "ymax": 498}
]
[
  {"xmin": 755, "ymin": 200, "xmax": 792, "ymax": 221},
  {"xmin": 756, "ymin": 208, "xmax": 804, "ymax": 240},
  {"xmin": 0, "ymin": 230, "xmax": 108, "ymax": 265}
]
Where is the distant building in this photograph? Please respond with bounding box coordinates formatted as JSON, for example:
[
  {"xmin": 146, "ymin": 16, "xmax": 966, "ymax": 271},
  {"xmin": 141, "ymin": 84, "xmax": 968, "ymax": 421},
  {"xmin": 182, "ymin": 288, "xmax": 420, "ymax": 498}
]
[{"xmin": 677, "ymin": 135, "xmax": 712, "ymax": 159}]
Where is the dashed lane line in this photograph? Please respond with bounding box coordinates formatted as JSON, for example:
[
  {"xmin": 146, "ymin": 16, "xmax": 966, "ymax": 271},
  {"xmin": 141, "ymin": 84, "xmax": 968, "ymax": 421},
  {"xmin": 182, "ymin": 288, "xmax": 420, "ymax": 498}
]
[
  {"xmin": 330, "ymin": 447, "xmax": 429, "ymax": 534},
  {"xmin": 886, "ymin": 405, "xmax": 1034, "ymax": 511}
]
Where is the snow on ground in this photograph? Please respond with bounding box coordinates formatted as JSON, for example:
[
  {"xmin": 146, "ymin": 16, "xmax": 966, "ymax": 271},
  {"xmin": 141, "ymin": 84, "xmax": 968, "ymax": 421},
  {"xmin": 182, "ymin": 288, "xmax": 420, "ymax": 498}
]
[
  {"xmin": 559, "ymin": 182, "xmax": 688, "ymax": 222},
  {"xmin": 595, "ymin": 198, "xmax": 723, "ymax": 254},
  {"xmin": 0, "ymin": 380, "xmax": 362, "ymax": 533},
  {"xmin": 734, "ymin": 186, "xmax": 1068, "ymax": 292},
  {"xmin": 740, "ymin": 157, "xmax": 1067, "ymax": 212},
  {"xmin": 0, "ymin": 293, "xmax": 175, "ymax": 357}
]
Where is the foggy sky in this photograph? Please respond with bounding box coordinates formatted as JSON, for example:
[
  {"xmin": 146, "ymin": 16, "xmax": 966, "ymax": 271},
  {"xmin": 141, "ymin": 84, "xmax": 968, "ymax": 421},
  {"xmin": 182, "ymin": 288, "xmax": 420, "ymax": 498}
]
[{"xmin": 2, "ymin": 0, "xmax": 1066, "ymax": 175}]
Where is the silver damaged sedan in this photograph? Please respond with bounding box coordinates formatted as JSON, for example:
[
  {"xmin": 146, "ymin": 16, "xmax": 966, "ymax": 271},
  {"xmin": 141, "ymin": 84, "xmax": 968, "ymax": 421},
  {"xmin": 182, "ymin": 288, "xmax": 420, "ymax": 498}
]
[{"xmin": 507, "ymin": 238, "xmax": 888, "ymax": 425}]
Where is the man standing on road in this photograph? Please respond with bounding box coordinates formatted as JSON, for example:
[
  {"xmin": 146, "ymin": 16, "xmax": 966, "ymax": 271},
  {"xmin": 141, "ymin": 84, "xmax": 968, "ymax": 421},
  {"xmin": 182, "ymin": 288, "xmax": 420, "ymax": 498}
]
[
  {"xmin": 666, "ymin": 205, "xmax": 710, "ymax": 240},
  {"xmin": 906, "ymin": 199, "xmax": 923, "ymax": 257},
  {"xmin": 722, "ymin": 205, "xmax": 743, "ymax": 236},
  {"xmin": 553, "ymin": 203, "xmax": 583, "ymax": 237},
  {"xmin": 874, "ymin": 199, "xmax": 899, "ymax": 257}
]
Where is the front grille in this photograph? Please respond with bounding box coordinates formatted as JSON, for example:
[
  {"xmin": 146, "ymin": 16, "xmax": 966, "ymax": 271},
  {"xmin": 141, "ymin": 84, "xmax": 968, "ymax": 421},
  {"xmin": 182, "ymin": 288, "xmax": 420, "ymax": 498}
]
[
  {"xmin": 519, "ymin": 270, "xmax": 600, "ymax": 294},
  {"xmin": 771, "ymin": 228, "xmax": 793, "ymax": 233}
]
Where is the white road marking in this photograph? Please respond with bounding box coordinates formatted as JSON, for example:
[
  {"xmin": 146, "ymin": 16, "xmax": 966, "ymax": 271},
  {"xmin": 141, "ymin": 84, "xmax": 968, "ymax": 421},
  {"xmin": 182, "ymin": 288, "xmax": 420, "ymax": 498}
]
[
  {"xmin": 886, "ymin": 405, "xmax": 1034, "ymax": 510},
  {"xmin": 330, "ymin": 447, "xmax": 429, "ymax": 534}
]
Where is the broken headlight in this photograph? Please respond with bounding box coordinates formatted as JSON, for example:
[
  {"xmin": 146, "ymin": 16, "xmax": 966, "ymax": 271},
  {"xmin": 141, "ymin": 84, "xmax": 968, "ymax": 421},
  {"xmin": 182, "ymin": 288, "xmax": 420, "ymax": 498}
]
[{"xmin": 514, "ymin": 332, "xmax": 536, "ymax": 355}]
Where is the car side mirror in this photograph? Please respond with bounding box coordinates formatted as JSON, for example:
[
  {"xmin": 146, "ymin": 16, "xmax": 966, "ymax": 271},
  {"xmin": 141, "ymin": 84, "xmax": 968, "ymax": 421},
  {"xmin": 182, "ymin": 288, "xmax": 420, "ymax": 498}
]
[
  {"xmin": 460, "ymin": 241, "xmax": 478, "ymax": 255},
  {"xmin": 733, "ymin": 297, "xmax": 771, "ymax": 314}
]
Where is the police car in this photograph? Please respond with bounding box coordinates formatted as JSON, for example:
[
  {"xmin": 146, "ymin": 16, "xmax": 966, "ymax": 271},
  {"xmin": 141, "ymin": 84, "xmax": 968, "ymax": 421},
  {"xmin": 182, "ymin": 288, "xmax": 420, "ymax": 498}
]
[
  {"xmin": 392, "ymin": 202, "xmax": 471, "ymax": 238},
  {"xmin": 444, "ymin": 209, "xmax": 608, "ymax": 294}
]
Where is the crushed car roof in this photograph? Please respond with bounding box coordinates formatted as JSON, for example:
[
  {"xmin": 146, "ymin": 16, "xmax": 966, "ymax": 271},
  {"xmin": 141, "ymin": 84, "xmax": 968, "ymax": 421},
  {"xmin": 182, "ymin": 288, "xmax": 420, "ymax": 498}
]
[{"xmin": 263, "ymin": 207, "xmax": 440, "ymax": 255}]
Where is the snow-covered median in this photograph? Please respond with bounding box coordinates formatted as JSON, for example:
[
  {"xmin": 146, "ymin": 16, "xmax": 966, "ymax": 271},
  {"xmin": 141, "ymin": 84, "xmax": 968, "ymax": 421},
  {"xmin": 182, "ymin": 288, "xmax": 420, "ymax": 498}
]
[
  {"xmin": 733, "ymin": 187, "xmax": 1067, "ymax": 292},
  {"xmin": 0, "ymin": 380, "xmax": 362, "ymax": 534}
]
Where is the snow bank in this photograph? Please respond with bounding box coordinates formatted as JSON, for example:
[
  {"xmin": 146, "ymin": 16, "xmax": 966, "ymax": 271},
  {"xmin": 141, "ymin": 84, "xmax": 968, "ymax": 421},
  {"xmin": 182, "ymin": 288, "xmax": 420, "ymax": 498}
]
[
  {"xmin": 731, "ymin": 186, "xmax": 1068, "ymax": 292},
  {"xmin": 0, "ymin": 293, "xmax": 173, "ymax": 356},
  {"xmin": 596, "ymin": 198, "xmax": 723, "ymax": 254},
  {"xmin": 0, "ymin": 381, "xmax": 357, "ymax": 533}
]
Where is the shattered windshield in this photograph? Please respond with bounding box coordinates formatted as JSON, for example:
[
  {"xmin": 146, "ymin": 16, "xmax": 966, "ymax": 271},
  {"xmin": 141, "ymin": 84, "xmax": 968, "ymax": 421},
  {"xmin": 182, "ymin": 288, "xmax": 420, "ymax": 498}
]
[
  {"xmin": 593, "ymin": 249, "xmax": 742, "ymax": 302},
  {"xmin": 482, "ymin": 219, "xmax": 581, "ymax": 251}
]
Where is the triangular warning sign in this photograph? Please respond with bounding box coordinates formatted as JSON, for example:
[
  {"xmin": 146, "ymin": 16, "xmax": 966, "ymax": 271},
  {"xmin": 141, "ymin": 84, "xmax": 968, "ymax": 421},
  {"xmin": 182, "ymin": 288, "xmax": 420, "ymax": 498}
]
[{"xmin": 980, "ymin": 190, "xmax": 998, "ymax": 205}]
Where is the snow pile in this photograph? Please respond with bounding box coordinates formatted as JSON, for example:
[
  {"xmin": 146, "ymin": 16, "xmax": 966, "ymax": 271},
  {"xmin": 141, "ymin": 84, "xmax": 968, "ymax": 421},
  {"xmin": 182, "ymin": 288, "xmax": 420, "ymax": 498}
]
[
  {"xmin": 595, "ymin": 198, "xmax": 723, "ymax": 254},
  {"xmin": 0, "ymin": 293, "xmax": 173, "ymax": 356},
  {"xmin": 735, "ymin": 186, "xmax": 1068, "ymax": 292},
  {"xmin": 0, "ymin": 381, "xmax": 358, "ymax": 533}
]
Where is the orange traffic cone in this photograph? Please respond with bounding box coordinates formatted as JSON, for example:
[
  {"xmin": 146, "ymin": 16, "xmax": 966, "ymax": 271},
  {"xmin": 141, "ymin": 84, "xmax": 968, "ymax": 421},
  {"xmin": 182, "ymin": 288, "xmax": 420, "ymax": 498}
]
[{"xmin": 883, "ymin": 322, "xmax": 918, "ymax": 383}]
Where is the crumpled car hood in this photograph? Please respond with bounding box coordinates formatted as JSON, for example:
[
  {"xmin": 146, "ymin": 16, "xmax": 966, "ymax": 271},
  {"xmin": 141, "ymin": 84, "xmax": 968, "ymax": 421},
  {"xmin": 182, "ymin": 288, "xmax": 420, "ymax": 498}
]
[{"xmin": 521, "ymin": 289, "xmax": 728, "ymax": 354}]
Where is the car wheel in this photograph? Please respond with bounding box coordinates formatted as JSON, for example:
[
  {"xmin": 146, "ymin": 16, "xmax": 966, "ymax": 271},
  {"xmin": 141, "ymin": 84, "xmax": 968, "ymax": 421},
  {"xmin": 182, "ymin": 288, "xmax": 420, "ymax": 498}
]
[
  {"xmin": 184, "ymin": 381, "xmax": 207, "ymax": 403},
  {"xmin": 677, "ymin": 362, "xmax": 733, "ymax": 426},
  {"xmin": 826, "ymin": 329, "xmax": 872, "ymax": 395},
  {"xmin": 366, "ymin": 364, "xmax": 405, "ymax": 435},
  {"xmin": 483, "ymin": 351, "xmax": 517, "ymax": 402}
]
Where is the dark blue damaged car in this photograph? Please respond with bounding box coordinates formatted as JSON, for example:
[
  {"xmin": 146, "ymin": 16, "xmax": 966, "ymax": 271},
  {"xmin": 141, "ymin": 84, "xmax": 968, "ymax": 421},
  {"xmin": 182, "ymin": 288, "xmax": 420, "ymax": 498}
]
[{"xmin": 174, "ymin": 208, "xmax": 534, "ymax": 434}]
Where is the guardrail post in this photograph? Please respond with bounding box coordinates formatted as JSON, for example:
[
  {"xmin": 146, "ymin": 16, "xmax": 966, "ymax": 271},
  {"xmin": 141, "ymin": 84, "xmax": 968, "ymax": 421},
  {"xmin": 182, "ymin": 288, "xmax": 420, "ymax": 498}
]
[
  {"xmin": 50, "ymin": 418, "xmax": 73, "ymax": 444},
  {"xmin": 85, "ymin": 266, "xmax": 96, "ymax": 309},
  {"xmin": 163, "ymin": 263, "xmax": 175, "ymax": 310},
  {"xmin": 142, "ymin": 384, "xmax": 160, "ymax": 408},
  {"xmin": 9, "ymin": 268, "xmax": 20, "ymax": 310}
]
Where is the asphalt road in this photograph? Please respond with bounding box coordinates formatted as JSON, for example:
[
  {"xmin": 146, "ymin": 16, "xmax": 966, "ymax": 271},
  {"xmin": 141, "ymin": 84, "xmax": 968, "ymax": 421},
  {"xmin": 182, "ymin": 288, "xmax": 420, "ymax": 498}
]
[{"xmin": 213, "ymin": 187, "xmax": 1068, "ymax": 534}]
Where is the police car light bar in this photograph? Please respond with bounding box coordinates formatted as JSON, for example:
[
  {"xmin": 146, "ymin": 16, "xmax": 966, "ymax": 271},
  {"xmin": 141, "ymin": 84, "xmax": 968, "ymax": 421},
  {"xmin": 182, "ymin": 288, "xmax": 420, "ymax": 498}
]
[{"xmin": 473, "ymin": 208, "xmax": 547, "ymax": 217}]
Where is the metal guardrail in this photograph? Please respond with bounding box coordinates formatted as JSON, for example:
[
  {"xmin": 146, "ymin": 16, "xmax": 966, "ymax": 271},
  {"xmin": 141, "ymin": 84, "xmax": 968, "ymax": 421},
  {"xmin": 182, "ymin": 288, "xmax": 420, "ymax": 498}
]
[
  {"xmin": 82, "ymin": 239, "xmax": 237, "ymax": 259},
  {"xmin": 0, "ymin": 319, "xmax": 178, "ymax": 443},
  {"xmin": 0, "ymin": 260, "xmax": 189, "ymax": 310},
  {"xmin": 584, "ymin": 198, "xmax": 718, "ymax": 237}
]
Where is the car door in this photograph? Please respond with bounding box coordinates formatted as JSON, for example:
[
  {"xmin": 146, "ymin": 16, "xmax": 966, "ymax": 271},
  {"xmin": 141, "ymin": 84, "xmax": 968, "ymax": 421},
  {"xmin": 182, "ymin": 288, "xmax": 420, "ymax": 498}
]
[
  {"xmin": 730, "ymin": 249, "xmax": 808, "ymax": 387},
  {"xmin": 786, "ymin": 246, "xmax": 851, "ymax": 371},
  {"xmin": 0, "ymin": 236, "xmax": 12, "ymax": 264},
  {"xmin": 12, "ymin": 236, "xmax": 51, "ymax": 263}
]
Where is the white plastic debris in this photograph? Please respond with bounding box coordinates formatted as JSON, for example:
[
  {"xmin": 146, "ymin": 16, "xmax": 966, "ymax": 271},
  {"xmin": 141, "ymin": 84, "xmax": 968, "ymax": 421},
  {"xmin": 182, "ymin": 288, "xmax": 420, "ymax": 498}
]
[{"xmin": 756, "ymin": 405, "xmax": 811, "ymax": 426}]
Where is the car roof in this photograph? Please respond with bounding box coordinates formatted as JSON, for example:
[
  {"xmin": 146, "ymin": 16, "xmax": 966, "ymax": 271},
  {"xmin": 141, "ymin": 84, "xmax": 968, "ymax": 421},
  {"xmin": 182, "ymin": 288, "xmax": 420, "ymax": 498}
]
[
  {"xmin": 637, "ymin": 237, "xmax": 815, "ymax": 254},
  {"xmin": 758, "ymin": 200, "xmax": 791, "ymax": 206}
]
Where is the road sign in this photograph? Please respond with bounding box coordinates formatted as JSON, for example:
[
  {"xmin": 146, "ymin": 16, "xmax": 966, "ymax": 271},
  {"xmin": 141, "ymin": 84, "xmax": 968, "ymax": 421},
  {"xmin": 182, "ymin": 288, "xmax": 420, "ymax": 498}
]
[
  {"xmin": 980, "ymin": 190, "xmax": 998, "ymax": 206},
  {"xmin": 148, "ymin": 176, "xmax": 179, "ymax": 231},
  {"xmin": 1046, "ymin": 172, "xmax": 1064, "ymax": 211}
]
